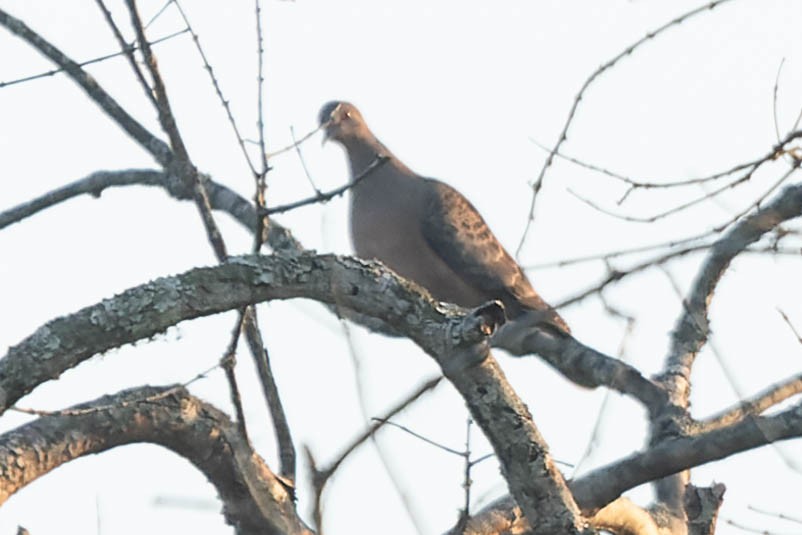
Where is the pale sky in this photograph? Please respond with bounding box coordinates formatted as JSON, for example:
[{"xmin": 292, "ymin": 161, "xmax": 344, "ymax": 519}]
[{"xmin": 1, "ymin": 1, "xmax": 801, "ymax": 534}]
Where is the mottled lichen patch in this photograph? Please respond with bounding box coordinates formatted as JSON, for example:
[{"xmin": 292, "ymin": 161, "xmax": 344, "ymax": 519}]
[
  {"xmin": 27, "ymin": 326, "xmax": 62, "ymax": 358},
  {"xmin": 152, "ymin": 279, "xmax": 183, "ymax": 313}
]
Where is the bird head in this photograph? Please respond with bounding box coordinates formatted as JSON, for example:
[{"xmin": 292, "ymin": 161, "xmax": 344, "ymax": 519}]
[{"xmin": 319, "ymin": 101, "xmax": 368, "ymax": 144}]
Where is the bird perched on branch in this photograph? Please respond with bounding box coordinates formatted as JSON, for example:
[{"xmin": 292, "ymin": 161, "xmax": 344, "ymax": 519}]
[{"xmin": 319, "ymin": 101, "xmax": 569, "ymax": 338}]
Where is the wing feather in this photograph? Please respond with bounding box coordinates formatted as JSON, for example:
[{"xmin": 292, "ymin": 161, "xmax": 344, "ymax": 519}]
[{"xmin": 420, "ymin": 179, "xmax": 569, "ymax": 332}]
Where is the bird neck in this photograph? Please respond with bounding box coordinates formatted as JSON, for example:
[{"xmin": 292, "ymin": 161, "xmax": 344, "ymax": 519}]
[{"xmin": 342, "ymin": 135, "xmax": 412, "ymax": 180}]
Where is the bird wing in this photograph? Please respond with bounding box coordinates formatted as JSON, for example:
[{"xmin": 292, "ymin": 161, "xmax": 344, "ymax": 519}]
[{"xmin": 419, "ymin": 180, "xmax": 544, "ymax": 310}]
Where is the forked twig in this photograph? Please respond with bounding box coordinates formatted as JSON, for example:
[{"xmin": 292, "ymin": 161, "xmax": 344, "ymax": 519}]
[
  {"xmin": 263, "ymin": 155, "xmax": 389, "ymax": 216},
  {"xmin": 308, "ymin": 364, "xmax": 440, "ymax": 533},
  {"xmin": 517, "ymin": 0, "xmax": 740, "ymax": 256}
]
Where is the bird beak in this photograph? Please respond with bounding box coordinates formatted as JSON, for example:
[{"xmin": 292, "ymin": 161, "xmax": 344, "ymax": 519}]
[{"xmin": 320, "ymin": 103, "xmax": 343, "ymax": 146}]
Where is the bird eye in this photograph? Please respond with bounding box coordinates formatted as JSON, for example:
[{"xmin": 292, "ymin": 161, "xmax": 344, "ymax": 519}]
[{"xmin": 345, "ymin": 111, "xmax": 352, "ymax": 119}]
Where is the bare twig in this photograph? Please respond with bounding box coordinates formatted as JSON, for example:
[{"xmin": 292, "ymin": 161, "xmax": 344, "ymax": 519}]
[
  {"xmin": 555, "ymin": 244, "xmax": 709, "ymax": 309},
  {"xmin": 222, "ymin": 1, "xmax": 297, "ymax": 482},
  {"xmin": 516, "ymin": 0, "xmax": 739, "ymax": 255},
  {"xmin": 124, "ymin": 1, "xmax": 256, "ymax": 441},
  {"xmin": 529, "ymin": 136, "xmax": 763, "ymax": 194},
  {"xmin": 568, "ymin": 149, "xmax": 794, "ymax": 224},
  {"xmin": 747, "ymin": 245, "xmax": 802, "ymax": 256},
  {"xmin": 527, "ymin": 234, "xmax": 713, "ymax": 269},
  {"xmin": 142, "ymin": 0, "xmax": 175, "ymax": 28},
  {"xmin": 290, "ymin": 125, "xmax": 322, "ymax": 194},
  {"xmin": 172, "ymin": 0, "xmax": 259, "ymax": 176},
  {"xmin": 773, "ymin": 58, "xmax": 786, "ymax": 143},
  {"xmin": 0, "ymin": 8, "xmax": 172, "ymax": 165},
  {"xmin": 220, "ymin": 317, "xmax": 249, "ymax": 442},
  {"xmin": 374, "ymin": 418, "xmax": 465, "ymax": 457},
  {"xmin": 598, "ymin": 291, "xmax": 637, "ymax": 329},
  {"xmin": 241, "ymin": 307, "xmax": 296, "ymax": 481},
  {"xmin": 124, "ymin": 0, "xmax": 229, "ymax": 259},
  {"xmin": 255, "ymin": 0, "xmax": 269, "ymax": 180},
  {"xmin": 251, "ymin": 0, "xmax": 270, "ymax": 250},
  {"xmin": 0, "ymin": 169, "xmax": 163, "ymax": 229},
  {"xmin": 263, "ymin": 155, "xmax": 389, "ymax": 216},
  {"xmin": 568, "ymin": 167, "xmax": 754, "ymax": 223},
  {"xmin": 793, "ymin": 84, "xmax": 802, "ymax": 133},
  {"xmin": 95, "ymin": 0, "xmax": 159, "ymax": 108},
  {"xmin": 724, "ymin": 517, "xmax": 787, "ymax": 534},
  {"xmin": 265, "ymin": 124, "xmax": 323, "ymax": 159},
  {"xmin": 334, "ymin": 319, "xmax": 426, "ymax": 535},
  {"xmin": 124, "ymin": 0, "xmax": 188, "ymax": 159},
  {"xmin": 0, "ymin": 168, "xmax": 300, "ymax": 250},
  {"xmin": 777, "ymin": 309, "xmax": 802, "ymax": 345},
  {"xmin": 748, "ymin": 505, "xmax": 802, "ymax": 525},
  {"xmin": 454, "ymin": 419, "xmax": 474, "ymax": 533},
  {"xmin": 0, "ymin": 29, "xmax": 188, "ymax": 89},
  {"xmin": 698, "ymin": 373, "xmax": 802, "ymax": 432},
  {"xmin": 11, "ymin": 362, "xmax": 222, "ymax": 417},
  {"xmin": 315, "ymin": 375, "xmax": 442, "ymax": 482}
]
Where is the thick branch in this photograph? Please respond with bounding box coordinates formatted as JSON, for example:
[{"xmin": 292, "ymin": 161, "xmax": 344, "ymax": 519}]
[
  {"xmin": 0, "ymin": 169, "xmax": 301, "ymax": 253},
  {"xmin": 494, "ymin": 330, "xmax": 667, "ymax": 414},
  {"xmin": 448, "ymin": 496, "xmax": 665, "ymax": 535},
  {"xmin": 570, "ymin": 401, "xmax": 802, "ymax": 511},
  {"xmin": 1, "ymin": 167, "xmax": 661, "ymax": 412},
  {"xmin": 0, "ymin": 385, "xmax": 310, "ymax": 535},
  {"xmin": 445, "ymin": 349, "xmax": 586, "ymax": 533},
  {"xmin": 663, "ymin": 180, "xmax": 802, "ymax": 400},
  {"xmin": 0, "ymin": 253, "xmax": 587, "ymax": 531}
]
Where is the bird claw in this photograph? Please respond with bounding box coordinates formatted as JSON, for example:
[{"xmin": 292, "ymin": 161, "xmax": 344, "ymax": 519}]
[{"xmin": 471, "ymin": 300, "xmax": 507, "ymax": 336}]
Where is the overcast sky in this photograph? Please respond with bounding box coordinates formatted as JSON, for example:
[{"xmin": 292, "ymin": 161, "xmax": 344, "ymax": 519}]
[{"xmin": 1, "ymin": 1, "xmax": 801, "ymax": 534}]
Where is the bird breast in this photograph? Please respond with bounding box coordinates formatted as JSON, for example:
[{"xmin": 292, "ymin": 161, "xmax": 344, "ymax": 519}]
[{"xmin": 349, "ymin": 174, "xmax": 488, "ymax": 307}]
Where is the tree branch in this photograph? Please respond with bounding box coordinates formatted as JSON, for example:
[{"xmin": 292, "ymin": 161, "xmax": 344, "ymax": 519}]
[
  {"xmin": 516, "ymin": 0, "xmax": 740, "ymax": 255},
  {"xmin": 262, "ymin": 155, "xmax": 389, "ymax": 216},
  {"xmin": 241, "ymin": 307, "xmax": 296, "ymax": 480},
  {"xmin": 662, "ymin": 179, "xmax": 802, "ymax": 404},
  {"xmin": 0, "ymin": 253, "xmax": 588, "ymax": 532},
  {"xmin": 697, "ymin": 372, "xmax": 802, "ymax": 432},
  {"xmin": 0, "ymin": 385, "xmax": 311, "ymax": 535},
  {"xmin": 570, "ymin": 401, "xmax": 802, "ymax": 512},
  {"xmin": 444, "ymin": 351, "xmax": 587, "ymax": 533},
  {"xmin": 447, "ymin": 496, "xmax": 667, "ymax": 535},
  {"xmin": 494, "ymin": 329, "xmax": 667, "ymax": 414},
  {"xmin": 311, "ymin": 375, "xmax": 443, "ymax": 527},
  {"xmin": 0, "ymin": 168, "xmax": 303, "ymax": 254},
  {"xmin": 0, "ymin": 166, "xmax": 662, "ymax": 417},
  {"xmin": 0, "ymin": 8, "xmax": 172, "ymax": 166},
  {"xmin": 685, "ymin": 483, "xmax": 726, "ymax": 535}
]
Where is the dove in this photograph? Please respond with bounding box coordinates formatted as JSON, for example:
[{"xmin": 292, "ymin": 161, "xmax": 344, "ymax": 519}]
[{"xmin": 319, "ymin": 101, "xmax": 569, "ymax": 336}]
